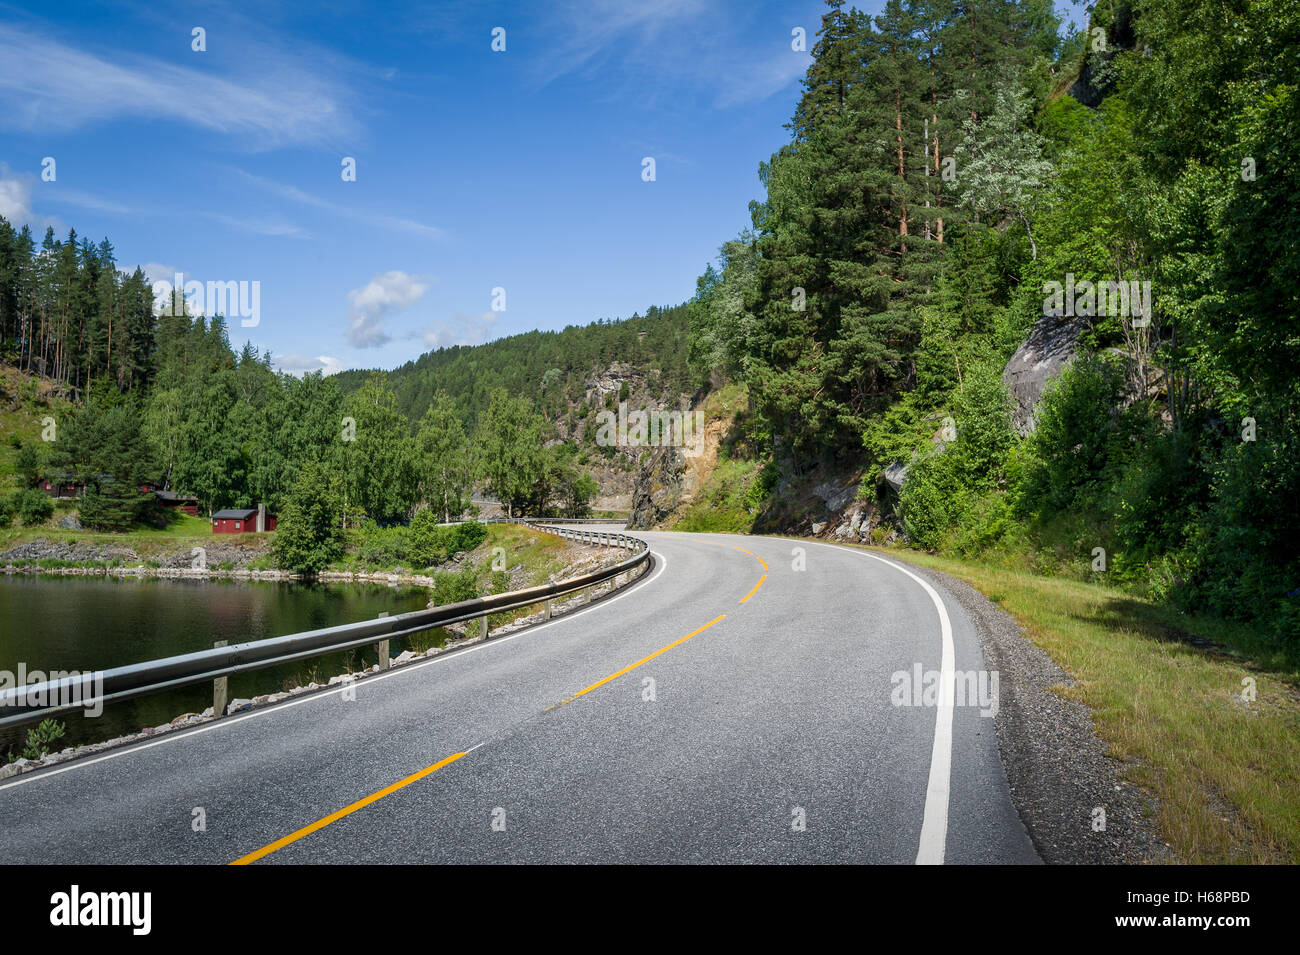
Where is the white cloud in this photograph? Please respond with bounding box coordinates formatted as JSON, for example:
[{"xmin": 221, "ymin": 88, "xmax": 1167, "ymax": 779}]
[
  {"xmin": 0, "ymin": 163, "xmax": 57, "ymax": 230},
  {"xmin": 535, "ymin": 0, "xmax": 710, "ymax": 86},
  {"xmin": 419, "ymin": 311, "xmax": 500, "ymax": 349},
  {"xmin": 346, "ymin": 271, "xmax": 430, "ymax": 348},
  {"xmin": 275, "ymin": 354, "xmax": 346, "ymax": 377},
  {"xmin": 0, "ymin": 24, "xmax": 357, "ymax": 147},
  {"xmin": 128, "ymin": 262, "xmax": 177, "ymax": 286}
]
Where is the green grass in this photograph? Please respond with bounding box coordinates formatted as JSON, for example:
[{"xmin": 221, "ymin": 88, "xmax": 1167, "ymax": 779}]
[{"xmin": 826, "ymin": 540, "xmax": 1300, "ymax": 864}]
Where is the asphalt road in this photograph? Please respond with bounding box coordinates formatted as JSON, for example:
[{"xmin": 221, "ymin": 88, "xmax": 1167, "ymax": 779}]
[{"xmin": 0, "ymin": 529, "xmax": 1038, "ymax": 864}]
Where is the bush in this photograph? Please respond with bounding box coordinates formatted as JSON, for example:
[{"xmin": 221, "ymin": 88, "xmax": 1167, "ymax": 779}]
[
  {"xmin": 354, "ymin": 525, "xmax": 410, "ymax": 567},
  {"xmin": 10, "ymin": 718, "xmax": 66, "ymax": 762},
  {"xmin": 1021, "ymin": 354, "xmax": 1129, "ymax": 512},
  {"xmin": 11, "ymin": 489, "xmax": 53, "ymax": 526},
  {"xmin": 273, "ymin": 457, "xmax": 345, "ymax": 574},
  {"xmin": 898, "ymin": 450, "xmax": 973, "ymax": 550},
  {"xmin": 409, "ymin": 513, "xmax": 487, "ymax": 567},
  {"xmin": 431, "ymin": 566, "xmax": 479, "ymax": 606}
]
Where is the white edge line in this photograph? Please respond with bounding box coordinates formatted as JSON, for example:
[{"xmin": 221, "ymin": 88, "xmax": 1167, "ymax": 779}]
[
  {"xmin": 0, "ymin": 549, "xmax": 671, "ymax": 793},
  {"xmin": 802, "ymin": 539, "xmax": 955, "ymax": 865}
]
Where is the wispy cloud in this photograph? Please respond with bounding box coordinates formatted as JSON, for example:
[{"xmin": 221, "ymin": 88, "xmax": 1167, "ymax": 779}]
[
  {"xmin": 533, "ymin": 0, "xmax": 710, "ymax": 86},
  {"xmin": 0, "ymin": 24, "xmax": 358, "ymax": 148},
  {"xmin": 527, "ymin": 0, "xmax": 808, "ymax": 108},
  {"xmin": 713, "ymin": 49, "xmax": 811, "ymax": 108},
  {"xmin": 234, "ymin": 169, "xmax": 443, "ymax": 239},
  {"xmin": 204, "ymin": 211, "xmax": 310, "ymax": 239},
  {"xmin": 346, "ymin": 271, "xmax": 431, "ymax": 348}
]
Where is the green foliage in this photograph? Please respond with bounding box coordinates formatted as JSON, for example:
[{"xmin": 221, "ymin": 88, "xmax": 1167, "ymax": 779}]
[
  {"xmin": 478, "ymin": 388, "xmax": 545, "ymax": 515},
  {"xmin": 408, "ymin": 513, "xmax": 488, "ymax": 567},
  {"xmin": 333, "ymin": 303, "xmax": 694, "ymax": 426},
  {"xmin": 273, "ymin": 456, "xmax": 345, "ymax": 574},
  {"xmin": 13, "ymin": 441, "xmax": 41, "ymax": 487},
  {"xmin": 416, "ymin": 391, "xmax": 475, "ymax": 523},
  {"xmin": 10, "ymin": 718, "xmax": 66, "ymax": 762},
  {"xmin": 11, "ymin": 488, "xmax": 53, "ymax": 526},
  {"xmin": 673, "ymin": 457, "xmax": 767, "ymax": 533},
  {"xmin": 340, "ymin": 372, "xmax": 418, "ymax": 525},
  {"xmin": 431, "ymin": 566, "xmax": 479, "ymax": 607},
  {"xmin": 1021, "ymin": 356, "xmax": 1128, "ymax": 512},
  {"xmin": 898, "ymin": 368, "xmax": 1015, "ymax": 550}
]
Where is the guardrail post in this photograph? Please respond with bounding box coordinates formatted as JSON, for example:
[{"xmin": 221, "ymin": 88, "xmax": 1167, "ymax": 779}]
[
  {"xmin": 213, "ymin": 640, "xmax": 228, "ymax": 717},
  {"xmin": 544, "ymin": 598, "xmax": 552, "ymax": 620},
  {"xmin": 481, "ymin": 611, "xmax": 490, "ymax": 640},
  {"xmin": 376, "ymin": 611, "xmax": 390, "ymax": 669}
]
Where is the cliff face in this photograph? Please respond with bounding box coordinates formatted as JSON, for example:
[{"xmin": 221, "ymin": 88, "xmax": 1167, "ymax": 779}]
[{"xmin": 626, "ymin": 399, "xmax": 731, "ymax": 529}]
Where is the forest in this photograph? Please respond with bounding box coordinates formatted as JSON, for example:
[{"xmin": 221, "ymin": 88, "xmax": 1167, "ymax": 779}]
[
  {"xmin": 685, "ymin": 0, "xmax": 1299, "ymax": 646},
  {"xmin": 0, "ymin": 236, "xmax": 691, "ymax": 562}
]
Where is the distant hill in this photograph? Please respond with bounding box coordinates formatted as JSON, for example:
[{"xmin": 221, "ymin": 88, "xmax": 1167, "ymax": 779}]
[{"xmin": 334, "ymin": 303, "xmax": 695, "ymax": 424}]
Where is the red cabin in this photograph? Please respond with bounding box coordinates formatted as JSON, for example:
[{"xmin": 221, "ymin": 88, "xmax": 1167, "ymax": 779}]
[{"xmin": 211, "ymin": 505, "xmax": 276, "ymax": 534}]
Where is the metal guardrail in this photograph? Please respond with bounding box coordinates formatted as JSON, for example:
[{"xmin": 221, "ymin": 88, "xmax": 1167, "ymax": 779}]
[{"xmin": 0, "ymin": 521, "xmax": 650, "ymax": 731}]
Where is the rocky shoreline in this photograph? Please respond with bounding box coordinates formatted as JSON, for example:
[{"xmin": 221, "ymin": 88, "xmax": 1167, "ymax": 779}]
[{"xmin": 0, "ymin": 537, "xmax": 481, "ymax": 587}]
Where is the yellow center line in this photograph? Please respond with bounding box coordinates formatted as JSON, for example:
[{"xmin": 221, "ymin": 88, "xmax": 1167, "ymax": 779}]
[
  {"xmin": 558, "ymin": 615, "xmax": 726, "ymax": 706},
  {"xmin": 739, "ymin": 575, "xmax": 767, "ymax": 604},
  {"xmin": 731, "ymin": 545, "xmax": 768, "ymax": 571},
  {"xmin": 229, "ymin": 751, "xmax": 467, "ymax": 865}
]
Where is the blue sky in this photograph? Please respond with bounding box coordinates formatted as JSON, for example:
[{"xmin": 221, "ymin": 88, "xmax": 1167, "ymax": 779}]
[{"xmin": 0, "ymin": 0, "xmax": 1088, "ymax": 377}]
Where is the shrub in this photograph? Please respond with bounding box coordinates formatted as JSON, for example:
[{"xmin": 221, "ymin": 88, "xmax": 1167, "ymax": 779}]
[
  {"xmin": 409, "ymin": 513, "xmax": 487, "ymax": 567},
  {"xmin": 1021, "ymin": 354, "xmax": 1128, "ymax": 512},
  {"xmin": 431, "ymin": 566, "xmax": 479, "ymax": 606},
  {"xmin": 354, "ymin": 525, "xmax": 410, "ymax": 567},
  {"xmin": 11, "ymin": 489, "xmax": 53, "ymax": 526},
  {"xmin": 10, "ymin": 718, "xmax": 66, "ymax": 762}
]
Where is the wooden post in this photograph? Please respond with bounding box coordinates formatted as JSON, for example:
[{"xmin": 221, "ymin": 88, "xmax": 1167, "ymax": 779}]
[
  {"xmin": 376, "ymin": 611, "xmax": 390, "ymax": 669},
  {"xmin": 213, "ymin": 640, "xmax": 228, "ymax": 717}
]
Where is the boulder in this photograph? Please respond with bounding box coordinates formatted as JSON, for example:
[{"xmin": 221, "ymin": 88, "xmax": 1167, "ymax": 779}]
[
  {"xmin": 1002, "ymin": 314, "xmax": 1089, "ymax": 435},
  {"xmin": 883, "ymin": 462, "xmax": 910, "ymax": 494}
]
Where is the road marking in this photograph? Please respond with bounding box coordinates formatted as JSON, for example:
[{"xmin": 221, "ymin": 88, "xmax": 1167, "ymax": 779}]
[
  {"xmin": 230, "ymin": 751, "xmax": 468, "ymax": 865},
  {"xmin": 665, "ymin": 535, "xmax": 769, "ymax": 599},
  {"xmin": 798, "ymin": 538, "xmax": 955, "ymax": 865},
  {"xmin": 556, "ymin": 615, "xmax": 726, "ymax": 707},
  {"xmin": 0, "ymin": 550, "xmax": 671, "ymax": 793}
]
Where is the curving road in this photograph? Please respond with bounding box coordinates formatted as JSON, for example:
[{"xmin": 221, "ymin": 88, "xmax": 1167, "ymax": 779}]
[{"xmin": 0, "ymin": 529, "xmax": 1038, "ymax": 864}]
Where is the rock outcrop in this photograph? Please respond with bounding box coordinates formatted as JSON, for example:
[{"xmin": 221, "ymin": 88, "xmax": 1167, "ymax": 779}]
[
  {"xmin": 1002, "ymin": 313, "xmax": 1089, "ymax": 435},
  {"xmin": 628, "ymin": 445, "xmax": 687, "ymax": 528}
]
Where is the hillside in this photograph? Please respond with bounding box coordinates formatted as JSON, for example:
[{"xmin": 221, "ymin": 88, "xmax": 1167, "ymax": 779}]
[{"xmin": 333, "ymin": 303, "xmax": 696, "ymax": 426}]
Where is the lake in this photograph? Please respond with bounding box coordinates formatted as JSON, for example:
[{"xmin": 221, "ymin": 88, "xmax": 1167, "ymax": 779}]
[{"xmin": 0, "ymin": 574, "xmax": 434, "ymax": 756}]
